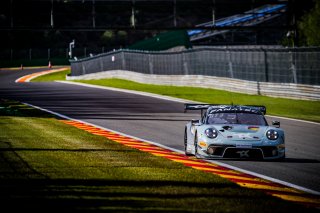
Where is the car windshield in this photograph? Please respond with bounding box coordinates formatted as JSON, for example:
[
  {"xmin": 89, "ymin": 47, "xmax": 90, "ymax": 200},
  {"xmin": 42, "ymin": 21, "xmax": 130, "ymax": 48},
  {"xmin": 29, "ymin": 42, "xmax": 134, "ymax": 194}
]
[{"xmin": 206, "ymin": 112, "xmax": 267, "ymax": 126}]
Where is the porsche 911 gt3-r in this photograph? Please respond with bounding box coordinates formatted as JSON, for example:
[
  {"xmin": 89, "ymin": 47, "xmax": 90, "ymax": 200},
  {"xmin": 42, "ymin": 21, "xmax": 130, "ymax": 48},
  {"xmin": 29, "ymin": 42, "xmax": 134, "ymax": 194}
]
[{"xmin": 184, "ymin": 104, "xmax": 285, "ymax": 160}]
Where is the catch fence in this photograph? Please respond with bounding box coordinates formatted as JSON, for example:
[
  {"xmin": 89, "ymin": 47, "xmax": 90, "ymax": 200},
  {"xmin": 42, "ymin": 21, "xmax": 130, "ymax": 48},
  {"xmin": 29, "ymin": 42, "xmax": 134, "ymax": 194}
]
[{"xmin": 70, "ymin": 47, "xmax": 320, "ymax": 85}]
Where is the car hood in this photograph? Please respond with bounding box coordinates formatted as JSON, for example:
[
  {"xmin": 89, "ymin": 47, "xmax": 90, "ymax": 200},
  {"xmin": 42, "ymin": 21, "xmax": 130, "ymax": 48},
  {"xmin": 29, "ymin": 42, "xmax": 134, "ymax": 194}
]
[{"xmin": 214, "ymin": 125, "xmax": 267, "ymax": 141}]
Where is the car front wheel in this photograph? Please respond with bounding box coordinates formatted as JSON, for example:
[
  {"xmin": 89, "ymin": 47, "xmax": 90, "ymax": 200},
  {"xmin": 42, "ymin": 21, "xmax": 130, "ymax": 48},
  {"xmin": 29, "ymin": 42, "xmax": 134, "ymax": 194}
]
[
  {"xmin": 184, "ymin": 128, "xmax": 193, "ymax": 156},
  {"xmin": 194, "ymin": 132, "xmax": 200, "ymax": 158}
]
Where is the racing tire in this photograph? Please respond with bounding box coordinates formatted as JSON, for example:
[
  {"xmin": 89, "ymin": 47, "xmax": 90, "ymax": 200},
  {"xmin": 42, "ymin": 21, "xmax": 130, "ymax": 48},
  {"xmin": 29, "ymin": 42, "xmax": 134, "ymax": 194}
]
[
  {"xmin": 278, "ymin": 153, "xmax": 286, "ymax": 162},
  {"xmin": 184, "ymin": 128, "xmax": 193, "ymax": 156},
  {"xmin": 194, "ymin": 132, "xmax": 200, "ymax": 159}
]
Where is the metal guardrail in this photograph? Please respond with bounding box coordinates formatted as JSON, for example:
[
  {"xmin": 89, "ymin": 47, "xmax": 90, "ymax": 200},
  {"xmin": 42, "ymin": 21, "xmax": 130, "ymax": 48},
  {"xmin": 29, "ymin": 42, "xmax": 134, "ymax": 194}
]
[{"xmin": 70, "ymin": 47, "xmax": 320, "ymax": 86}]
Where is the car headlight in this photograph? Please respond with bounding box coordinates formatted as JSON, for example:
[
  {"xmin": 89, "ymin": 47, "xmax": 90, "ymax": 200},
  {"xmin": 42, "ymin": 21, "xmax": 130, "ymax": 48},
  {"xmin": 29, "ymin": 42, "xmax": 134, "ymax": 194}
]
[
  {"xmin": 205, "ymin": 128, "xmax": 218, "ymax": 139},
  {"xmin": 266, "ymin": 130, "xmax": 279, "ymax": 140}
]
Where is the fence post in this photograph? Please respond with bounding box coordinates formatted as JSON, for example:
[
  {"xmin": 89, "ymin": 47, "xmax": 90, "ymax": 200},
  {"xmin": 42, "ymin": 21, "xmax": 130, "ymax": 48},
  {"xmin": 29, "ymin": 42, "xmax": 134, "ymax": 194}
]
[
  {"xmin": 262, "ymin": 48, "xmax": 269, "ymax": 82},
  {"xmin": 99, "ymin": 57, "xmax": 104, "ymax": 71},
  {"xmin": 182, "ymin": 52, "xmax": 189, "ymax": 75},
  {"xmin": 121, "ymin": 51, "xmax": 126, "ymax": 70},
  {"xmin": 148, "ymin": 54, "xmax": 153, "ymax": 74},
  {"xmin": 10, "ymin": 49, "xmax": 13, "ymax": 61},
  {"xmin": 29, "ymin": 48, "xmax": 32, "ymax": 60},
  {"xmin": 226, "ymin": 48, "xmax": 234, "ymax": 78},
  {"xmin": 48, "ymin": 48, "xmax": 51, "ymax": 60},
  {"xmin": 82, "ymin": 62, "xmax": 86, "ymax": 75},
  {"xmin": 290, "ymin": 51, "xmax": 297, "ymax": 84}
]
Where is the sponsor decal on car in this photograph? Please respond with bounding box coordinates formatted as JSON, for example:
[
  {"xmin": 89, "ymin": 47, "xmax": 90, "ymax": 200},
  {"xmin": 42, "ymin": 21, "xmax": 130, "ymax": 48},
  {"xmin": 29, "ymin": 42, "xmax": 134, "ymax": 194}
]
[
  {"xmin": 248, "ymin": 126, "xmax": 259, "ymax": 131},
  {"xmin": 236, "ymin": 150, "xmax": 250, "ymax": 158}
]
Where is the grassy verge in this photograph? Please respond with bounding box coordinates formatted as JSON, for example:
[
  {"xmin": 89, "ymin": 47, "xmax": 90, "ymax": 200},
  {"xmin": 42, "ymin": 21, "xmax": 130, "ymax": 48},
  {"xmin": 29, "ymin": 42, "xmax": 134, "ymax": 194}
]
[
  {"xmin": 30, "ymin": 69, "xmax": 320, "ymax": 122},
  {"xmin": 0, "ymin": 99, "xmax": 315, "ymax": 212},
  {"xmin": 72, "ymin": 78, "xmax": 320, "ymax": 123},
  {"xmin": 31, "ymin": 68, "xmax": 70, "ymax": 82}
]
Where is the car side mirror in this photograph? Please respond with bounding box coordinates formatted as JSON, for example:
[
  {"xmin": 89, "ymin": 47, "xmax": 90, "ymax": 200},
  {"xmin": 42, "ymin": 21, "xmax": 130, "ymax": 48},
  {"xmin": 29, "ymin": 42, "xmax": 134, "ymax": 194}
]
[
  {"xmin": 272, "ymin": 121, "xmax": 280, "ymax": 128},
  {"xmin": 191, "ymin": 119, "xmax": 200, "ymax": 126}
]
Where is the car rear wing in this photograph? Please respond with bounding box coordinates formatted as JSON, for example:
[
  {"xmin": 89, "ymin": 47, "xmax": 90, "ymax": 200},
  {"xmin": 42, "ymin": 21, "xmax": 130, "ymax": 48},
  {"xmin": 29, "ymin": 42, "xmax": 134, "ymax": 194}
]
[
  {"xmin": 184, "ymin": 104, "xmax": 215, "ymax": 117},
  {"xmin": 243, "ymin": 105, "xmax": 266, "ymax": 114},
  {"xmin": 184, "ymin": 104, "xmax": 212, "ymax": 111},
  {"xmin": 184, "ymin": 104, "xmax": 267, "ymax": 115}
]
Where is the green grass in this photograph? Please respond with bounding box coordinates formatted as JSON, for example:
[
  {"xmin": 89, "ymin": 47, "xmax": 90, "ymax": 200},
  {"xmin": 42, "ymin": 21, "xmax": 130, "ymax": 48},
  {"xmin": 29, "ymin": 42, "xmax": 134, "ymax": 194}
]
[
  {"xmin": 31, "ymin": 68, "xmax": 70, "ymax": 82},
  {"xmin": 72, "ymin": 78, "xmax": 320, "ymax": 123},
  {"xmin": 0, "ymin": 99, "xmax": 316, "ymax": 212},
  {"xmin": 29, "ymin": 68, "xmax": 320, "ymax": 122}
]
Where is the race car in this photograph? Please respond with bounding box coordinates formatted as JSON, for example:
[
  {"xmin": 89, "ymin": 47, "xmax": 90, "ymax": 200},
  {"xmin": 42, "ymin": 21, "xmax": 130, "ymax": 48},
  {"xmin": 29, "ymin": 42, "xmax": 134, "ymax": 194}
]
[{"xmin": 184, "ymin": 104, "xmax": 285, "ymax": 160}]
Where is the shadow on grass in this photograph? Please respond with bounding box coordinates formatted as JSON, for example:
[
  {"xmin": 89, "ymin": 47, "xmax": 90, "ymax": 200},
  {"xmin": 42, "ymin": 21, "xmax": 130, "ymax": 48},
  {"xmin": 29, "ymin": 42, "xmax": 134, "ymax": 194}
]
[
  {"xmin": 0, "ymin": 144, "xmax": 318, "ymax": 212},
  {"xmin": 0, "ymin": 141, "xmax": 234, "ymax": 212},
  {"xmin": 1, "ymin": 178, "xmax": 319, "ymax": 213},
  {"xmin": 0, "ymin": 179, "xmax": 233, "ymax": 213},
  {"xmin": 0, "ymin": 99, "xmax": 55, "ymax": 118},
  {"xmin": 0, "ymin": 175, "xmax": 240, "ymax": 213}
]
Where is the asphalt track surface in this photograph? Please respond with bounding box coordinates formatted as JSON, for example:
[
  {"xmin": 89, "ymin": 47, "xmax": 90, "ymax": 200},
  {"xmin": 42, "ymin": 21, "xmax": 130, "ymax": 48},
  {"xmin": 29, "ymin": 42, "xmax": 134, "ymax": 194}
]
[{"xmin": 1, "ymin": 68, "xmax": 320, "ymax": 193}]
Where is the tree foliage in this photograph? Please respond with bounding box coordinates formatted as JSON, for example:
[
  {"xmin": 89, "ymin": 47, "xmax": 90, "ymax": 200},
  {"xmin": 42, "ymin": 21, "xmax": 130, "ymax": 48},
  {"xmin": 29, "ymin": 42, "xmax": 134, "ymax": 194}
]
[{"xmin": 298, "ymin": 1, "xmax": 320, "ymax": 46}]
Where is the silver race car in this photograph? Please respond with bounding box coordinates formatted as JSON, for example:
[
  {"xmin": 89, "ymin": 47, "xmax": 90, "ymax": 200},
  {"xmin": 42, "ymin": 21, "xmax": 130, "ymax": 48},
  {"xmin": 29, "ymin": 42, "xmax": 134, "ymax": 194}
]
[{"xmin": 184, "ymin": 104, "xmax": 285, "ymax": 160}]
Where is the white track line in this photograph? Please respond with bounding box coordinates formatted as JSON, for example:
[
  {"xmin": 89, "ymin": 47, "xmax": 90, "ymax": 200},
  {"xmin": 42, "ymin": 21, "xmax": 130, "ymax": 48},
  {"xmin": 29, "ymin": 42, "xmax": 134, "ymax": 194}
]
[
  {"xmin": 23, "ymin": 101, "xmax": 320, "ymax": 196},
  {"xmin": 57, "ymin": 80, "xmax": 320, "ymax": 125},
  {"xmin": 15, "ymin": 76, "xmax": 27, "ymax": 83}
]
